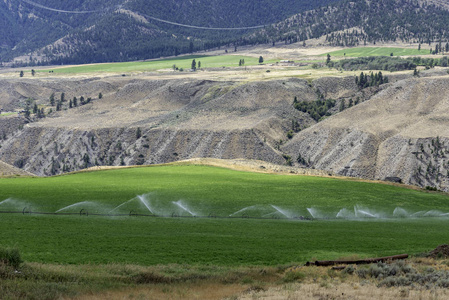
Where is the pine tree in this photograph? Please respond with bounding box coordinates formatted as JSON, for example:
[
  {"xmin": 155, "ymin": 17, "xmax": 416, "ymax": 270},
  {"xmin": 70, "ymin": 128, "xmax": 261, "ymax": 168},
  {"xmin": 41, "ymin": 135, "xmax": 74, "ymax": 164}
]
[
  {"xmin": 339, "ymin": 99, "xmax": 346, "ymax": 112},
  {"xmin": 50, "ymin": 93, "xmax": 55, "ymax": 106},
  {"xmin": 259, "ymin": 56, "xmax": 264, "ymax": 64}
]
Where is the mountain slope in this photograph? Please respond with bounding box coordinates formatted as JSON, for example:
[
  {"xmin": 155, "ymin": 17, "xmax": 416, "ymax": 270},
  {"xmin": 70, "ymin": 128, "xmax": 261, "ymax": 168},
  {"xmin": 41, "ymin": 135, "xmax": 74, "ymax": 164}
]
[
  {"xmin": 4, "ymin": 0, "xmax": 449, "ymax": 65},
  {"xmin": 247, "ymin": 0, "xmax": 449, "ymax": 46},
  {"xmin": 0, "ymin": 0, "xmax": 339, "ymax": 64}
]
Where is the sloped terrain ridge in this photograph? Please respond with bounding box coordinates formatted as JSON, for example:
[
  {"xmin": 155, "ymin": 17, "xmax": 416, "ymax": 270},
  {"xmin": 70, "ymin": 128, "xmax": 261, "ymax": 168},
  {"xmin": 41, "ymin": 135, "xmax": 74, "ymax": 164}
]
[
  {"xmin": 0, "ymin": 76, "xmax": 323, "ymax": 176},
  {"xmin": 283, "ymin": 75, "xmax": 449, "ymax": 191},
  {"xmin": 2, "ymin": 72, "xmax": 449, "ymax": 191}
]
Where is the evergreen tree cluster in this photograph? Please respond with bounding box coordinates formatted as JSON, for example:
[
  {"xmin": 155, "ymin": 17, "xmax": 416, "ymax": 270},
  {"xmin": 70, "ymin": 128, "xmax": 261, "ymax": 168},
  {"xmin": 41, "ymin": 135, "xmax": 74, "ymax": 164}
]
[
  {"xmin": 49, "ymin": 92, "xmax": 99, "ymax": 112},
  {"xmin": 332, "ymin": 56, "xmax": 447, "ymax": 72},
  {"xmin": 355, "ymin": 71, "xmax": 388, "ymax": 89},
  {"xmin": 293, "ymin": 96, "xmax": 336, "ymax": 122}
]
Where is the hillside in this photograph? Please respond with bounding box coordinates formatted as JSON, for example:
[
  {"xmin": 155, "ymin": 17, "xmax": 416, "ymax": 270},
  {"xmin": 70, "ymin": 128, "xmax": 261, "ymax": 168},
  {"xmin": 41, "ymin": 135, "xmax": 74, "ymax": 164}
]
[
  {"xmin": 0, "ymin": 75, "xmax": 321, "ymax": 176},
  {"xmin": 283, "ymin": 75, "xmax": 449, "ymax": 191},
  {"xmin": 0, "ymin": 0, "xmax": 338, "ymax": 65},
  {"xmin": 247, "ymin": 0, "xmax": 449, "ymax": 47},
  {"xmin": 5, "ymin": 0, "xmax": 449, "ymax": 65}
]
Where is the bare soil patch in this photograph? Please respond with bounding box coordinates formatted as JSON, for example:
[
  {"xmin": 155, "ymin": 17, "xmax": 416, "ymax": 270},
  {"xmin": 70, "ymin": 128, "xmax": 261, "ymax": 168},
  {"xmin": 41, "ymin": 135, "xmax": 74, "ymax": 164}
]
[
  {"xmin": 0, "ymin": 160, "xmax": 34, "ymax": 177},
  {"xmin": 429, "ymin": 245, "xmax": 449, "ymax": 259}
]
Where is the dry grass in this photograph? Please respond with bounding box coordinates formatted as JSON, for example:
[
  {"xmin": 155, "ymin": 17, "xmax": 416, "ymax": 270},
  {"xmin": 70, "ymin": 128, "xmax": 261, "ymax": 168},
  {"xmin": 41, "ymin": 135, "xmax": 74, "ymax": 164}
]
[
  {"xmin": 4, "ymin": 256, "xmax": 449, "ymax": 300},
  {"xmin": 56, "ymin": 258, "xmax": 449, "ymax": 300},
  {"xmin": 240, "ymin": 282, "xmax": 449, "ymax": 300},
  {"xmin": 73, "ymin": 283, "xmax": 247, "ymax": 300},
  {"xmin": 0, "ymin": 160, "xmax": 35, "ymax": 177}
]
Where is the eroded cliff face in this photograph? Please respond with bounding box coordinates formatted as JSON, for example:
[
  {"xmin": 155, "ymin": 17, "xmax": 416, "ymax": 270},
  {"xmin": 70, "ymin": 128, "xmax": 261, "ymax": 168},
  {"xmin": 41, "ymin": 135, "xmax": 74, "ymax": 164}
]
[
  {"xmin": 283, "ymin": 76, "xmax": 449, "ymax": 191},
  {"xmin": 2, "ymin": 72, "xmax": 449, "ymax": 191},
  {"xmin": 0, "ymin": 126, "xmax": 288, "ymax": 176},
  {"xmin": 0, "ymin": 77, "xmax": 321, "ymax": 176}
]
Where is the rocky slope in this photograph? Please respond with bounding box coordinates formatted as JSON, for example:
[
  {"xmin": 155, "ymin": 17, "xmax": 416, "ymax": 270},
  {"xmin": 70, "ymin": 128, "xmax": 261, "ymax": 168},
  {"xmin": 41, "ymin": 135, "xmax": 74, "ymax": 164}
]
[
  {"xmin": 0, "ymin": 76, "xmax": 326, "ymax": 176},
  {"xmin": 2, "ymin": 71, "xmax": 449, "ymax": 191},
  {"xmin": 283, "ymin": 75, "xmax": 449, "ymax": 191}
]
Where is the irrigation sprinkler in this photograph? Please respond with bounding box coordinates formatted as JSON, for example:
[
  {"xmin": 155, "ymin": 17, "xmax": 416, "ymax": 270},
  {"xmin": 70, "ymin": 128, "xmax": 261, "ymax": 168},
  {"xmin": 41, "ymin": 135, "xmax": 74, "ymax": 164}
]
[
  {"xmin": 129, "ymin": 210, "xmax": 137, "ymax": 217},
  {"xmin": 79, "ymin": 209, "xmax": 88, "ymax": 216},
  {"xmin": 208, "ymin": 213, "xmax": 217, "ymax": 218},
  {"xmin": 241, "ymin": 213, "xmax": 249, "ymax": 219},
  {"xmin": 22, "ymin": 207, "xmax": 31, "ymax": 215},
  {"xmin": 171, "ymin": 212, "xmax": 179, "ymax": 218}
]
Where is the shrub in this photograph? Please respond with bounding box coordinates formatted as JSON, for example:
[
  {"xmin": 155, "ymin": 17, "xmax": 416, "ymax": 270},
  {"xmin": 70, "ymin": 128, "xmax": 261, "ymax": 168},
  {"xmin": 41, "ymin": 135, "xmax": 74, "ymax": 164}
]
[
  {"xmin": 282, "ymin": 271, "xmax": 305, "ymax": 283},
  {"xmin": 0, "ymin": 246, "xmax": 22, "ymax": 269},
  {"xmin": 342, "ymin": 265, "xmax": 355, "ymax": 275},
  {"xmin": 378, "ymin": 276, "xmax": 411, "ymax": 287}
]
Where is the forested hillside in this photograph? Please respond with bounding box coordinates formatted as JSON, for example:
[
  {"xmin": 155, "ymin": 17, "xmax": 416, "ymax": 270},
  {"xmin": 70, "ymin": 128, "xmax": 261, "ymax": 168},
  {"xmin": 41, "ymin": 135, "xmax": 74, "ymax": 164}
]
[
  {"xmin": 0, "ymin": 0, "xmax": 339, "ymax": 65},
  {"xmin": 4, "ymin": 0, "xmax": 449, "ymax": 65},
  {"xmin": 247, "ymin": 0, "xmax": 449, "ymax": 46}
]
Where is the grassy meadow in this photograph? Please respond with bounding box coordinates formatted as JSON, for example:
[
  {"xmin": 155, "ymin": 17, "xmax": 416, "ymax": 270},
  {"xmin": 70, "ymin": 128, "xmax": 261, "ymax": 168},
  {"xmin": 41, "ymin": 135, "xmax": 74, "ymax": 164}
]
[
  {"xmin": 324, "ymin": 47, "xmax": 427, "ymax": 57},
  {"xmin": 1, "ymin": 165, "xmax": 449, "ymax": 266},
  {"xmin": 41, "ymin": 55, "xmax": 276, "ymax": 74},
  {"xmin": 34, "ymin": 46, "xmax": 432, "ymax": 75}
]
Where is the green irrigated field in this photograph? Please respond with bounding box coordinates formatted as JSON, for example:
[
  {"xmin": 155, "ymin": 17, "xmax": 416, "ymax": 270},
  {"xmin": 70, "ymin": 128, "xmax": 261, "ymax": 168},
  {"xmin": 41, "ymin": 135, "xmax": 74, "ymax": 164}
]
[
  {"xmin": 1, "ymin": 165, "xmax": 449, "ymax": 266},
  {"xmin": 42, "ymin": 55, "xmax": 274, "ymax": 74},
  {"xmin": 1, "ymin": 215, "xmax": 448, "ymax": 266},
  {"xmin": 324, "ymin": 47, "xmax": 427, "ymax": 57}
]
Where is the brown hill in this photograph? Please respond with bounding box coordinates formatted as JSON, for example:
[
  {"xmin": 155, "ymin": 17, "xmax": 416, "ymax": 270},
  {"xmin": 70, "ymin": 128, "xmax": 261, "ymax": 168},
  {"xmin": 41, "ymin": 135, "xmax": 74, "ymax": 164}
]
[
  {"xmin": 0, "ymin": 76, "xmax": 324, "ymax": 176},
  {"xmin": 2, "ymin": 70, "xmax": 449, "ymax": 191},
  {"xmin": 283, "ymin": 75, "xmax": 449, "ymax": 191}
]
